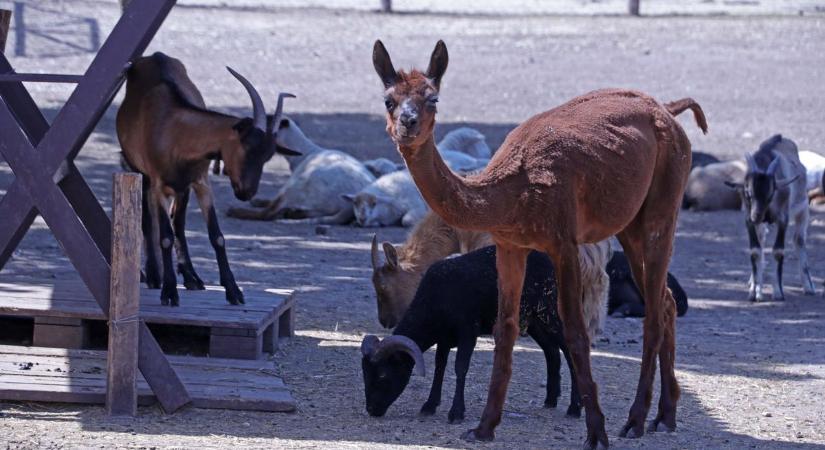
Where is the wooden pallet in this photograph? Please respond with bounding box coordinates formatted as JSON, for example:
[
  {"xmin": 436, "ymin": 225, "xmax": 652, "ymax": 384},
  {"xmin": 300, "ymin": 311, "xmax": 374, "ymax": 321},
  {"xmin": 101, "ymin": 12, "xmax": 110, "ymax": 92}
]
[
  {"xmin": 0, "ymin": 344, "xmax": 296, "ymax": 412},
  {"xmin": 0, "ymin": 278, "xmax": 295, "ymax": 360}
]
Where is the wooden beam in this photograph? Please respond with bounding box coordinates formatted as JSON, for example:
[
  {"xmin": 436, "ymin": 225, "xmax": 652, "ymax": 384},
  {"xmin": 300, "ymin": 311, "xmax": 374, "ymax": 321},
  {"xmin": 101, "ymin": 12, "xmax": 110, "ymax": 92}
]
[
  {"xmin": 106, "ymin": 173, "xmax": 142, "ymax": 417},
  {"xmin": 0, "ymin": 10, "xmax": 10, "ymax": 54},
  {"xmin": 0, "ymin": 73, "xmax": 84, "ymax": 83}
]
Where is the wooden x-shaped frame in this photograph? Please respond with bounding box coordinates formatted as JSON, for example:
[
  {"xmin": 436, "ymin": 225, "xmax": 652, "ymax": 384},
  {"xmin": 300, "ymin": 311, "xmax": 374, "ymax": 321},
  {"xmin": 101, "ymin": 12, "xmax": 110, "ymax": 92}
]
[{"xmin": 0, "ymin": 0, "xmax": 189, "ymax": 412}]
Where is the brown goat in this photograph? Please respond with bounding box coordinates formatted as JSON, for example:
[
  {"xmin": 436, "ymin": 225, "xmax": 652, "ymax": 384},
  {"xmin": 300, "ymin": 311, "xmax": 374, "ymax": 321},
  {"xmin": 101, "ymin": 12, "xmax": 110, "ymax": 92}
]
[
  {"xmin": 371, "ymin": 211, "xmax": 612, "ymax": 341},
  {"xmin": 372, "ymin": 40, "xmax": 706, "ymax": 448},
  {"xmin": 116, "ymin": 52, "xmax": 297, "ymax": 306}
]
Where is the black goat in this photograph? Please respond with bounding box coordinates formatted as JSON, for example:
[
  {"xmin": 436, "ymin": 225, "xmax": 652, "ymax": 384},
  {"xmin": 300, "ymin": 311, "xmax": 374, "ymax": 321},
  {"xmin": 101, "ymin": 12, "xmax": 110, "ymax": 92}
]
[
  {"xmin": 361, "ymin": 246, "xmax": 581, "ymax": 424},
  {"xmin": 606, "ymin": 251, "xmax": 688, "ymax": 317}
]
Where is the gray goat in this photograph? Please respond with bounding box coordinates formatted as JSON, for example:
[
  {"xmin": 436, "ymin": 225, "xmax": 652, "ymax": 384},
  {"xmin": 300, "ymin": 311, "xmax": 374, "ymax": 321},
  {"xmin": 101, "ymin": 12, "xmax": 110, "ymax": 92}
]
[{"xmin": 726, "ymin": 134, "xmax": 816, "ymax": 301}]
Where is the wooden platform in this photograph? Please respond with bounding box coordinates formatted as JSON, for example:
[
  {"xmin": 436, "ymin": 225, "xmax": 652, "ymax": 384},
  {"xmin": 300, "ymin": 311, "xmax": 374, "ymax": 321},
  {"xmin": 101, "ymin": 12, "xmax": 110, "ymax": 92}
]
[
  {"xmin": 0, "ymin": 278, "xmax": 295, "ymax": 360},
  {"xmin": 0, "ymin": 344, "xmax": 296, "ymax": 412}
]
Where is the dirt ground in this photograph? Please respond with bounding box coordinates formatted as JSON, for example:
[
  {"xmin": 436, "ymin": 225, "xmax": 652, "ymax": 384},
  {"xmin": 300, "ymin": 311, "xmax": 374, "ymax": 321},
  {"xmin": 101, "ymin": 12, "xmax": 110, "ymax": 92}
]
[{"xmin": 1, "ymin": 1, "xmax": 825, "ymax": 449}]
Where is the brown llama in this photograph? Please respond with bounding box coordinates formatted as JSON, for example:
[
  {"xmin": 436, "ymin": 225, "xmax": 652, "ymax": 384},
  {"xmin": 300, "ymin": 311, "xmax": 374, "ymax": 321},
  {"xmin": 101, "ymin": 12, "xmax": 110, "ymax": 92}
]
[{"xmin": 371, "ymin": 40, "xmax": 707, "ymax": 449}]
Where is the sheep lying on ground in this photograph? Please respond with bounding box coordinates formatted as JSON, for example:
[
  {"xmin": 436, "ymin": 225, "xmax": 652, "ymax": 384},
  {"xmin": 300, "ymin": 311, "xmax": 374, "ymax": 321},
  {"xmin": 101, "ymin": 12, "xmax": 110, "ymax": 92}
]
[
  {"xmin": 682, "ymin": 159, "xmax": 746, "ymax": 211},
  {"xmin": 343, "ymin": 169, "xmax": 428, "ymax": 227},
  {"xmin": 690, "ymin": 151, "xmax": 721, "ymax": 170},
  {"xmin": 371, "ymin": 212, "xmax": 612, "ymax": 341},
  {"xmin": 362, "ymin": 246, "xmax": 583, "ymax": 423},
  {"xmin": 606, "ymin": 251, "xmax": 688, "ymax": 317},
  {"xmin": 437, "ymin": 126, "xmax": 492, "ymax": 159},
  {"xmin": 226, "ymin": 117, "xmax": 375, "ymax": 223},
  {"xmin": 363, "ymin": 158, "xmax": 401, "ymax": 178}
]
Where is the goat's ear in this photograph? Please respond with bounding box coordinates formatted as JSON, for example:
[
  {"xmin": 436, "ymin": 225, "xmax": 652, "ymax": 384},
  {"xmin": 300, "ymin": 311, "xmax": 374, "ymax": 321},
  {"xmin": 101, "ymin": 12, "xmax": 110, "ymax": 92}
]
[
  {"xmin": 361, "ymin": 335, "xmax": 380, "ymax": 357},
  {"xmin": 776, "ymin": 174, "xmax": 800, "ymax": 188},
  {"xmin": 373, "ymin": 40, "xmax": 397, "ymax": 89},
  {"xmin": 724, "ymin": 181, "xmax": 744, "ymax": 191},
  {"xmin": 382, "ymin": 242, "xmax": 399, "ymax": 269},
  {"xmin": 426, "ymin": 40, "xmax": 448, "ymax": 89},
  {"xmin": 341, "ymin": 194, "xmax": 355, "ymax": 203}
]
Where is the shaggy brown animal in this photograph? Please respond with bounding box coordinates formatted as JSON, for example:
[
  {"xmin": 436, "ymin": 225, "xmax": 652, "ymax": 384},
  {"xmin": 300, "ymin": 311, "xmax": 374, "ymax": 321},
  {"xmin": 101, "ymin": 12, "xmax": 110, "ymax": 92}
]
[
  {"xmin": 371, "ymin": 211, "xmax": 612, "ymax": 341},
  {"xmin": 372, "ymin": 40, "xmax": 706, "ymax": 448}
]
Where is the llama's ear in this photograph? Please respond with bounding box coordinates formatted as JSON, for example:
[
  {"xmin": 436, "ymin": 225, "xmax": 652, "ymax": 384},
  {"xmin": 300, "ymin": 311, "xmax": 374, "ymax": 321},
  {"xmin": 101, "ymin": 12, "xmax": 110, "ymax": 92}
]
[
  {"xmin": 373, "ymin": 40, "xmax": 397, "ymax": 89},
  {"xmin": 426, "ymin": 40, "xmax": 448, "ymax": 89},
  {"xmin": 382, "ymin": 242, "xmax": 399, "ymax": 269}
]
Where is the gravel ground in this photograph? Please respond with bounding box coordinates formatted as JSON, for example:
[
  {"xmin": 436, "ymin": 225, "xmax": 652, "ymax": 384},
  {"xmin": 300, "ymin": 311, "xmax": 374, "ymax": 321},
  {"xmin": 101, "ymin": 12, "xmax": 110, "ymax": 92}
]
[{"xmin": 0, "ymin": 1, "xmax": 824, "ymax": 449}]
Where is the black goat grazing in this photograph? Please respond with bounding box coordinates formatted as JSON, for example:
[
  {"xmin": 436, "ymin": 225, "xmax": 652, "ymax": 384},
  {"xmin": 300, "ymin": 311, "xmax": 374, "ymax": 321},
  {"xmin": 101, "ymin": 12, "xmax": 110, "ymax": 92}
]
[
  {"xmin": 607, "ymin": 251, "xmax": 688, "ymax": 317},
  {"xmin": 117, "ymin": 52, "xmax": 298, "ymax": 306},
  {"xmin": 361, "ymin": 246, "xmax": 581, "ymax": 423},
  {"xmin": 726, "ymin": 134, "xmax": 814, "ymax": 301}
]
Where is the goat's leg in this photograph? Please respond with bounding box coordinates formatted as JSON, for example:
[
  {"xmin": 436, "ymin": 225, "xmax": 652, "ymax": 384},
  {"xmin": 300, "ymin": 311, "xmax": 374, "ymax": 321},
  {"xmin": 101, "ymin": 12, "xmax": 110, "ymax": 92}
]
[
  {"xmin": 420, "ymin": 344, "xmax": 450, "ymax": 416},
  {"xmin": 154, "ymin": 190, "xmax": 179, "ymax": 307},
  {"xmin": 141, "ymin": 175, "xmax": 161, "ymax": 289},
  {"xmin": 526, "ymin": 324, "xmax": 562, "ymax": 409},
  {"xmin": 553, "ymin": 242, "xmax": 608, "ymax": 449},
  {"xmin": 463, "ymin": 244, "xmax": 529, "ymax": 442},
  {"xmin": 772, "ymin": 222, "xmax": 787, "ymax": 301},
  {"xmin": 746, "ymin": 221, "xmax": 765, "ymax": 302},
  {"xmin": 793, "ymin": 210, "xmax": 816, "ymax": 295},
  {"xmin": 193, "ymin": 179, "xmax": 244, "ymax": 305},
  {"xmin": 649, "ymin": 288, "xmax": 679, "ymax": 432},
  {"xmin": 561, "ymin": 344, "xmax": 582, "ymax": 417},
  {"xmin": 449, "ymin": 335, "xmax": 476, "ymax": 424},
  {"xmin": 172, "ymin": 189, "xmax": 205, "ymax": 290}
]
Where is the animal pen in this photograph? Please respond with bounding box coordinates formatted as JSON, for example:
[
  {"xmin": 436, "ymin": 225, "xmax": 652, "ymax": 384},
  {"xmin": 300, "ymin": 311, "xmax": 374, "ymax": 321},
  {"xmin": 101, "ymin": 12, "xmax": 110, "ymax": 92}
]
[{"xmin": 0, "ymin": 0, "xmax": 296, "ymax": 415}]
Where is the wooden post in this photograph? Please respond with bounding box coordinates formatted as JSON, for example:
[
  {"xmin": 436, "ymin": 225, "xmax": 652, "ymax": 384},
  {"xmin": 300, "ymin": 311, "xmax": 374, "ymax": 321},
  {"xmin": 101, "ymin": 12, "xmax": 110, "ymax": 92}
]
[
  {"xmin": 106, "ymin": 173, "xmax": 142, "ymax": 417},
  {"xmin": 0, "ymin": 9, "xmax": 10, "ymax": 54},
  {"xmin": 629, "ymin": 0, "xmax": 640, "ymax": 16},
  {"xmin": 380, "ymin": 0, "xmax": 391, "ymax": 13}
]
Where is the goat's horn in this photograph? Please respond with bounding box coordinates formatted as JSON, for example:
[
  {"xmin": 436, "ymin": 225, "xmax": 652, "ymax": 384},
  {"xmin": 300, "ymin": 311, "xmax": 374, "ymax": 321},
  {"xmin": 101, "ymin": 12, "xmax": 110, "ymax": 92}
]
[
  {"xmin": 372, "ymin": 335, "xmax": 425, "ymax": 377},
  {"xmin": 226, "ymin": 66, "xmax": 266, "ymax": 131},
  {"xmin": 371, "ymin": 234, "xmax": 380, "ymax": 271},
  {"xmin": 767, "ymin": 157, "xmax": 781, "ymax": 176},
  {"xmin": 270, "ymin": 92, "xmax": 296, "ymax": 133},
  {"xmin": 745, "ymin": 153, "xmax": 757, "ymax": 173},
  {"xmin": 361, "ymin": 335, "xmax": 380, "ymax": 357}
]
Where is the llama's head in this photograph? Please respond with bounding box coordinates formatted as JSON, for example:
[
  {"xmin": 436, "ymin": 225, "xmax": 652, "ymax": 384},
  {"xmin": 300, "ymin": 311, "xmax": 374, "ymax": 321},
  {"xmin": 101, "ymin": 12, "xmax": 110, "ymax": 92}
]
[{"xmin": 372, "ymin": 40, "xmax": 448, "ymax": 150}]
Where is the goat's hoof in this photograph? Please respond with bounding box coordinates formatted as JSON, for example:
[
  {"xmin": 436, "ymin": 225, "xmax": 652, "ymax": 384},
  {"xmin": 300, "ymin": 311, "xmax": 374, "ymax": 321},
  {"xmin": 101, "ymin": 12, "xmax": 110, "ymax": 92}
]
[
  {"xmin": 619, "ymin": 420, "xmax": 644, "ymax": 439},
  {"xmin": 161, "ymin": 289, "xmax": 179, "ymax": 307},
  {"xmin": 803, "ymin": 289, "xmax": 816, "ymax": 296},
  {"xmin": 648, "ymin": 417, "xmax": 676, "ymax": 433},
  {"xmin": 566, "ymin": 405, "xmax": 582, "ymax": 418},
  {"xmin": 447, "ymin": 409, "xmax": 464, "ymax": 424},
  {"xmin": 748, "ymin": 294, "xmax": 759, "ymax": 303},
  {"xmin": 583, "ymin": 436, "xmax": 609, "ymax": 450},
  {"xmin": 774, "ymin": 294, "xmax": 785, "ymax": 302},
  {"xmin": 418, "ymin": 403, "xmax": 437, "ymax": 416},
  {"xmin": 544, "ymin": 397, "xmax": 558, "ymax": 409},
  {"xmin": 461, "ymin": 428, "xmax": 494, "ymax": 442},
  {"xmin": 183, "ymin": 279, "xmax": 205, "ymax": 290},
  {"xmin": 225, "ymin": 287, "xmax": 245, "ymax": 305}
]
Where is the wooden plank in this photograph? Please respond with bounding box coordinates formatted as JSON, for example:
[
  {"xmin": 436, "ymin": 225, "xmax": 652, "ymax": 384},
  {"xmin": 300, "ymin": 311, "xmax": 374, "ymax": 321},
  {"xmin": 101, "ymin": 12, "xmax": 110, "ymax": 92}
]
[
  {"xmin": 106, "ymin": 173, "xmax": 141, "ymax": 417},
  {"xmin": 0, "ymin": 9, "xmax": 9, "ymax": 54},
  {"xmin": 0, "ymin": 74, "xmax": 84, "ymax": 83},
  {"xmin": 209, "ymin": 332, "xmax": 262, "ymax": 360},
  {"xmin": 138, "ymin": 323, "xmax": 190, "ymax": 413},
  {"xmin": 32, "ymin": 323, "xmax": 85, "ymax": 349},
  {"xmin": 35, "ymin": 316, "xmax": 83, "ymax": 326}
]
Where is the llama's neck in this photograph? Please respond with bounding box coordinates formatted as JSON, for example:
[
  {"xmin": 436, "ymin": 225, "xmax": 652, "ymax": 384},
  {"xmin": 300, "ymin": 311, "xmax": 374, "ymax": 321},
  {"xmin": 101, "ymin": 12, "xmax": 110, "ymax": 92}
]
[{"xmin": 398, "ymin": 135, "xmax": 500, "ymax": 230}]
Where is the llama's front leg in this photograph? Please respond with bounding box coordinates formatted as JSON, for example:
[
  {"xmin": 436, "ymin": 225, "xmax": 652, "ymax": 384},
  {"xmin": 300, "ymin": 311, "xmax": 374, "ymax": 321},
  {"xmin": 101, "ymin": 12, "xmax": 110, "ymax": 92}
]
[
  {"xmin": 771, "ymin": 222, "xmax": 787, "ymax": 301},
  {"xmin": 746, "ymin": 221, "xmax": 765, "ymax": 302},
  {"xmin": 420, "ymin": 344, "xmax": 449, "ymax": 416},
  {"xmin": 463, "ymin": 244, "xmax": 529, "ymax": 441},
  {"xmin": 172, "ymin": 189, "xmax": 205, "ymax": 290},
  {"xmin": 193, "ymin": 179, "xmax": 243, "ymax": 304},
  {"xmin": 793, "ymin": 210, "xmax": 816, "ymax": 295},
  {"xmin": 448, "ymin": 335, "xmax": 476, "ymax": 424},
  {"xmin": 153, "ymin": 190, "xmax": 179, "ymax": 306},
  {"xmin": 553, "ymin": 243, "xmax": 608, "ymax": 449}
]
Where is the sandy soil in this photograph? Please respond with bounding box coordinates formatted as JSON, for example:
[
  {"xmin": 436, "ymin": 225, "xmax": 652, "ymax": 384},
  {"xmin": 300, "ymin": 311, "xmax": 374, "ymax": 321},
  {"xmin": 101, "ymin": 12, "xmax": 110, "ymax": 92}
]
[{"xmin": 1, "ymin": 1, "xmax": 824, "ymax": 449}]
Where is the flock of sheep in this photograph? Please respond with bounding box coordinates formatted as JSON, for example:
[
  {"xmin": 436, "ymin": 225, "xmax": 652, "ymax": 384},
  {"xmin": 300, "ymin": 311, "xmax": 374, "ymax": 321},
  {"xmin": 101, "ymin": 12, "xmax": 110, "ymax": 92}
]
[{"xmin": 114, "ymin": 42, "xmax": 823, "ymax": 449}]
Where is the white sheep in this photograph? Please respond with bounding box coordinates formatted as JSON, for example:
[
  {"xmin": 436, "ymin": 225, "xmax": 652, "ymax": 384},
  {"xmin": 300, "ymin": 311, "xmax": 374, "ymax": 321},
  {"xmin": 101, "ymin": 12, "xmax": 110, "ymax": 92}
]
[
  {"xmin": 682, "ymin": 159, "xmax": 746, "ymax": 211},
  {"xmin": 363, "ymin": 157, "xmax": 402, "ymax": 178},
  {"xmin": 799, "ymin": 150, "xmax": 825, "ymax": 191},
  {"xmin": 437, "ymin": 127, "xmax": 492, "ymax": 159},
  {"xmin": 227, "ymin": 117, "xmax": 376, "ymax": 223}
]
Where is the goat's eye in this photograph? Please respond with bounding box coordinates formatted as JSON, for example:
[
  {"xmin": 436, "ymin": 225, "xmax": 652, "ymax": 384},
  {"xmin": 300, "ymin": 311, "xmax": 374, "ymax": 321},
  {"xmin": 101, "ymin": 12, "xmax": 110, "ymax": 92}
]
[{"xmin": 384, "ymin": 98, "xmax": 395, "ymax": 111}]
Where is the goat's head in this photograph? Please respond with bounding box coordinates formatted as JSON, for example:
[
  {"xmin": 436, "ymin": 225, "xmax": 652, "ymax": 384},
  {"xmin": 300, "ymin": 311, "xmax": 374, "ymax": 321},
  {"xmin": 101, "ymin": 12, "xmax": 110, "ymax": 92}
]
[
  {"xmin": 726, "ymin": 154, "xmax": 797, "ymax": 223},
  {"xmin": 369, "ymin": 235, "xmax": 416, "ymax": 328},
  {"xmin": 360, "ymin": 334, "xmax": 425, "ymax": 417},
  {"xmin": 342, "ymin": 192, "xmax": 404, "ymax": 227},
  {"xmin": 372, "ymin": 40, "xmax": 447, "ymax": 150},
  {"xmin": 224, "ymin": 67, "xmax": 299, "ymax": 201}
]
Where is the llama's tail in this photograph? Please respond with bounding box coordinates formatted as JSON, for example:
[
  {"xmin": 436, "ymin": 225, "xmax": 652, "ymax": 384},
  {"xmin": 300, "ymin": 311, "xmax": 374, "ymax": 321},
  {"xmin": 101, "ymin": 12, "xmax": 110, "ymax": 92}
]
[{"xmin": 664, "ymin": 98, "xmax": 708, "ymax": 134}]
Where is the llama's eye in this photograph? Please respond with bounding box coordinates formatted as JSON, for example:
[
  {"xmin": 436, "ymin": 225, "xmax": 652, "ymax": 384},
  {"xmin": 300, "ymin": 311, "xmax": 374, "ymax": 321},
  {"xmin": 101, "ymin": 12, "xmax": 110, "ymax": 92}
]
[
  {"xmin": 426, "ymin": 95, "xmax": 439, "ymax": 105},
  {"xmin": 384, "ymin": 98, "xmax": 395, "ymax": 111}
]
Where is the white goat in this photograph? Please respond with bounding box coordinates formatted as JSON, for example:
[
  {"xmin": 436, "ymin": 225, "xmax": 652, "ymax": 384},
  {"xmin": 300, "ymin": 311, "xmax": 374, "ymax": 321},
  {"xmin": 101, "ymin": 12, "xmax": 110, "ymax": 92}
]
[
  {"xmin": 683, "ymin": 159, "xmax": 746, "ymax": 211},
  {"xmin": 227, "ymin": 117, "xmax": 376, "ymax": 223}
]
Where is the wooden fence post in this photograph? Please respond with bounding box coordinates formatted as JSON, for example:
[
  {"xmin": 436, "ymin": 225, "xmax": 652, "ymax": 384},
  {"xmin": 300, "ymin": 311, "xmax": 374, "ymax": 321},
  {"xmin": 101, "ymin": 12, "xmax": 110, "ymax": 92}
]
[
  {"xmin": 0, "ymin": 9, "xmax": 10, "ymax": 54},
  {"xmin": 629, "ymin": 0, "xmax": 641, "ymax": 16},
  {"xmin": 106, "ymin": 173, "xmax": 142, "ymax": 417}
]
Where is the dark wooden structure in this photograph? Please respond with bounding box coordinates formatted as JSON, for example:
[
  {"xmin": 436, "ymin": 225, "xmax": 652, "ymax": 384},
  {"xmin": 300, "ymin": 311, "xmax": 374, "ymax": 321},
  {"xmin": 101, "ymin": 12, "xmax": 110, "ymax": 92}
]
[
  {"xmin": 0, "ymin": 344, "xmax": 296, "ymax": 412},
  {"xmin": 0, "ymin": 279, "xmax": 295, "ymax": 360},
  {"xmin": 0, "ymin": 0, "xmax": 298, "ymax": 416}
]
